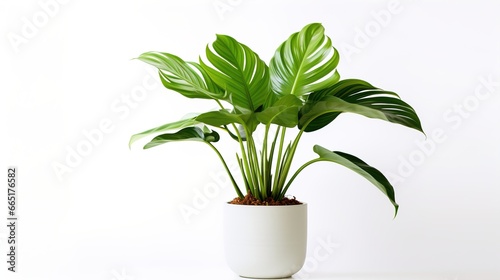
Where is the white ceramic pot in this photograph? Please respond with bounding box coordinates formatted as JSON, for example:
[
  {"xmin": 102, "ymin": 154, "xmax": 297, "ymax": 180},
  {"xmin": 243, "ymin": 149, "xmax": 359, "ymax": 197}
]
[{"xmin": 223, "ymin": 203, "xmax": 307, "ymax": 279}]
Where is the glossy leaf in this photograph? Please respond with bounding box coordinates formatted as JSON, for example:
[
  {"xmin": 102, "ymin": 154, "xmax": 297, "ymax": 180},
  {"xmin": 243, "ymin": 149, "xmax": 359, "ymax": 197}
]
[
  {"xmin": 256, "ymin": 95, "xmax": 302, "ymax": 127},
  {"xmin": 200, "ymin": 35, "xmax": 271, "ymax": 112},
  {"xmin": 301, "ymin": 79, "xmax": 423, "ymax": 132},
  {"xmin": 129, "ymin": 117, "xmax": 199, "ymax": 148},
  {"xmin": 137, "ymin": 52, "xmax": 224, "ymax": 99},
  {"xmin": 313, "ymin": 145, "xmax": 399, "ymax": 216},
  {"xmin": 196, "ymin": 110, "xmax": 260, "ymax": 138},
  {"xmin": 270, "ymin": 23, "xmax": 340, "ymax": 97},
  {"xmin": 144, "ymin": 127, "xmax": 219, "ymax": 149},
  {"xmin": 299, "ymin": 96, "xmax": 388, "ymax": 129},
  {"xmin": 195, "ymin": 110, "xmax": 247, "ymax": 127}
]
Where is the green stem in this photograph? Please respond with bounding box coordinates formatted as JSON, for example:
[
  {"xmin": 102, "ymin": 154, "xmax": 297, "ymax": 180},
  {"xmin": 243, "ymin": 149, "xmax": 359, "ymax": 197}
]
[
  {"xmin": 246, "ymin": 132, "xmax": 262, "ymax": 200},
  {"xmin": 206, "ymin": 142, "xmax": 244, "ymax": 198},
  {"xmin": 271, "ymin": 127, "xmax": 287, "ymax": 197},
  {"xmin": 215, "ymin": 100, "xmax": 254, "ymax": 197},
  {"xmin": 277, "ymin": 115, "xmax": 326, "ymax": 199},
  {"xmin": 275, "ymin": 128, "xmax": 305, "ymax": 196},
  {"xmin": 262, "ymin": 125, "xmax": 274, "ymax": 197},
  {"xmin": 236, "ymin": 154, "xmax": 250, "ymax": 193},
  {"xmin": 238, "ymin": 129, "xmax": 256, "ymax": 197},
  {"xmin": 279, "ymin": 158, "xmax": 323, "ymax": 199}
]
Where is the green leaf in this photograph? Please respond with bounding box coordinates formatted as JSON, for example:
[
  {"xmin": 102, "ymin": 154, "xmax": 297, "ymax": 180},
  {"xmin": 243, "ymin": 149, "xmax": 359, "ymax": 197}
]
[
  {"xmin": 256, "ymin": 95, "xmax": 302, "ymax": 127},
  {"xmin": 137, "ymin": 52, "xmax": 224, "ymax": 99},
  {"xmin": 129, "ymin": 117, "xmax": 199, "ymax": 148},
  {"xmin": 196, "ymin": 110, "xmax": 259, "ymax": 138},
  {"xmin": 195, "ymin": 110, "xmax": 247, "ymax": 127},
  {"xmin": 299, "ymin": 96, "xmax": 388, "ymax": 129},
  {"xmin": 143, "ymin": 127, "xmax": 219, "ymax": 149},
  {"xmin": 301, "ymin": 79, "xmax": 424, "ymax": 132},
  {"xmin": 313, "ymin": 145, "xmax": 399, "ymax": 216},
  {"xmin": 269, "ymin": 23, "xmax": 340, "ymax": 97},
  {"xmin": 200, "ymin": 34, "xmax": 271, "ymax": 112}
]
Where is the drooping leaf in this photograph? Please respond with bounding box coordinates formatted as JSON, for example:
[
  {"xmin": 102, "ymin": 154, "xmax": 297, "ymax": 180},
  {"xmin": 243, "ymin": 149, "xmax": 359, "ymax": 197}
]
[
  {"xmin": 299, "ymin": 96, "xmax": 388, "ymax": 129},
  {"xmin": 143, "ymin": 126, "xmax": 219, "ymax": 149},
  {"xmin": 137, "ymin": 52, "xmax": 224, "ymax": 99},
  {"xmin": 301, "ymin": 79, "xmax": 424, "ymax": 133},
  {"xmin": 269, "ymin": 23, "xmax": 340, "ymax": 97},
  {"xmin": 313, "ymin": 145, "xmax": 399, "ymax": 216},
  {"xmin": 256, "ymin": 95, "xmax": 302, "ymax": 127},
  {"xmin": 129, "ymin": 117, "xmax": 199, "ymax": 148},
  {"xmin": 200, "ymin": 35, "xmax": 271, "ymax": 112}
]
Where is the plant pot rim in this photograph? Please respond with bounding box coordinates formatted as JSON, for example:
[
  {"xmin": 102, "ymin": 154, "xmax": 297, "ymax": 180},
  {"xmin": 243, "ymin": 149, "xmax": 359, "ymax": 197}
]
[{"xmin": 225, "ymin": 202, "xmax": 307, "ymax": 207}]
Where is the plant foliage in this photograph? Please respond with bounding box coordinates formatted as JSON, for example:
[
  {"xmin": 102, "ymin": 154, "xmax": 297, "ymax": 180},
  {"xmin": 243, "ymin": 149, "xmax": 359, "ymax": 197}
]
[{"xmin": 130, "ymin": 23, "xmax": 424, "ymax": 216}]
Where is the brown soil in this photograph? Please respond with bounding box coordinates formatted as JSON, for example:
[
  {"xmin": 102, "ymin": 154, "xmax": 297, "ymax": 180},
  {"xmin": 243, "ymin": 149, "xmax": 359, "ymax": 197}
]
[{"xmin": 229, "ymin": 193, "xmax": 302, "ymax": 205}]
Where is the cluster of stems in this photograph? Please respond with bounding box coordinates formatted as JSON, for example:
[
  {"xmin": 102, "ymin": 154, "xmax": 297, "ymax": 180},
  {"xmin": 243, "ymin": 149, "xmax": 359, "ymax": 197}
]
[{"xmin": 204, "ymin": 101, "xmax": 320, "ymax": 201}]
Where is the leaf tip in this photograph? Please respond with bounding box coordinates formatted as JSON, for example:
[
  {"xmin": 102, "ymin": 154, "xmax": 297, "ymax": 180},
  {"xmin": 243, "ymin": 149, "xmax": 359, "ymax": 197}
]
[
  {"xmin": 393, "ymin": 204, "xmax": 399, "ymax": 219},
  {"xmin": 128, "ymin": 137, "xmax": 136, "ymax": 150}
]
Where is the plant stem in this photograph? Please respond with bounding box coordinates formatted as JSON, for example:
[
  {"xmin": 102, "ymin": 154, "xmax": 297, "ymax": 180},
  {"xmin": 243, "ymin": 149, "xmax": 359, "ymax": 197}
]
[
  {"xmin": 206, "ymin": 142, "xmax": 244, "ymax": 198},
  {"xmin": 279, "ymin": 158, "xmax": 323, "ymax": 199},
  {"xmin": 278, "ymin": 116, "xmax": 325, "ymax": 199},
  {"xmin": 236, "ymin": 154, "xmax": 250, "ymax": 193},
  {"xmin": 276, "ymin": 128, "xmax": 305, "ymax": 197},
  {"xmin": 246, "ymin": 132, "xmax": 263, "ymax": 200},
  {"xmin": 262, "ymin": 124, "xmax": 275, "ymax": 198},
  {"xmin": 237, "ymin": 126, "xmax": 257, "ymax": 198},
  {"xmin": 215, "ymin": 100, "xmax": 254, "ymax": 197},
  {"xmin": 271, "ymin": 127, "xmax": 286, "ymax": 198},
  {"xmin": 260, "ymin": 127, "xmax": 268, "ymax": 199}
]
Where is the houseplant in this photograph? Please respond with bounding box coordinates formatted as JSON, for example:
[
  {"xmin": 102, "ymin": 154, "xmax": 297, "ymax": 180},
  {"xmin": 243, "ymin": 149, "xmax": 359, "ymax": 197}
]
[{"xmin": 130, "ymin": 23, "xmax": 423, "ymax": 278}]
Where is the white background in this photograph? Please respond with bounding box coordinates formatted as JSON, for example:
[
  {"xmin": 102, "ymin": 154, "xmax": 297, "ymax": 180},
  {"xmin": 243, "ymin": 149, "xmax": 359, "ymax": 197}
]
[{"xmin": 1, "ymin": 0, "xmax": 499, "ymax": 279}]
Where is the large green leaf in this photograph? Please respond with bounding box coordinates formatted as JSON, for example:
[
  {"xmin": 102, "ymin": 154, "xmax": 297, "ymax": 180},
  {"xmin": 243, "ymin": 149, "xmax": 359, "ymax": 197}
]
[
  {"xmin": 301, "ymin": 79, "xmax": 424, "ymax": 133},
  {"xmin": 143, "ymin": 127, "xmax": 219, "ymax": 149},
  {"xmin": 256, "ymin": 95, "xmax": 302, "ymax": 127},
  {"xmin": 269, "ymin": 23, "xmax": 340, "ymax": 97},
  {"xmin": 137, "ymin": 52, "xmax": 224, "ymax": 99},
  {"xmin": 299, "ymin": 96, "xmax": 388, "ymax": 129},
  {"xmin": 129, "ymin": 117, "xmax": 199, "ymax": 148},
  {"xmin": 200, "ymin": 35, "xmax": 271, "ymax": 112},
  {"xmin": 313, "ymin": 145, "xmax": 399, "ymax": 216}
]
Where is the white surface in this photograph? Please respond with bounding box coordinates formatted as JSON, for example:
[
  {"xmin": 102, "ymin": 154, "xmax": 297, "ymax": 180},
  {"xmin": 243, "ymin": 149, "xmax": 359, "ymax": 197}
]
[{"xmin": 1, "ymin": 0, "xmax": 500, "ymax": 279}]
